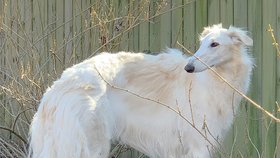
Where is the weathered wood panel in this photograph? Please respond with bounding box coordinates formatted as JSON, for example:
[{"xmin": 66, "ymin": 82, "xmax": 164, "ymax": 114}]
[
  {"xmin": 0, "ymin": 0, "xmax": 280, "ymax": 157},
  {"xmin": 261, "ymin": 0, "xmax": 277, "ymax": 157},
  {"xmin": 247, "ymin": 0, "xmax": 263, "ymax": 157}
]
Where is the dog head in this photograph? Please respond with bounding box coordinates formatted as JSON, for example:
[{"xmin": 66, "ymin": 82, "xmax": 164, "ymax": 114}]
[{"xmin": 185, "ymin": 24, "xmax": 253, "ymax": 73}]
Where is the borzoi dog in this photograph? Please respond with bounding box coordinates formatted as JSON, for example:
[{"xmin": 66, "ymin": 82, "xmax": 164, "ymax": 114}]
[{"xmin": 29, "ymin": 24, "xmax": 253, "ymax": 158}]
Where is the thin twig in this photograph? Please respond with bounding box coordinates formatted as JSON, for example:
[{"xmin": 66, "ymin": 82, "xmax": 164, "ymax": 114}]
[
  {"xmin": 267, "ymin": 24, "xmax": 280, "ymax": 56},
  {"xmin": 188, "ymin": 81, "xmax": 195, "ymax": 126},
  {"xmin": 0, "ymin": 126, "xmax": 27, "ymax": 144},
  {"xmin": 0, "ymin": 137, "xmax": 26, "ymax": 157},
  {"xmin": 231, "ymin": 92, "xmax": 236, "ymax": 116},
  {"xmin": 89, "ymin": 1, "xmax": 195, "ymax": 57},
  {"xmin": 11, "ymin": 108, "xmax": 34, "ymax": 139},
  {"xmin": 229, "ymin": 126, "xmax": 238, "ymax": 158},
  {"xmin": 246, "ymin": 125, "xmax": 261, "ymax": 158}
]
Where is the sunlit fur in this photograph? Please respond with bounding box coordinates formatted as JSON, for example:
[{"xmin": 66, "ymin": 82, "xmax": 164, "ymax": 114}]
[{"xmin": 29, "ymin": 24, "xmax": 253, "ymax": 158}]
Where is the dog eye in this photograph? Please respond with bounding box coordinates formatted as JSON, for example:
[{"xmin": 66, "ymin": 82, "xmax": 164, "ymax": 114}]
[{"xmin": 210, "ymin": 42, "xmax": 219, "ymax": 47}]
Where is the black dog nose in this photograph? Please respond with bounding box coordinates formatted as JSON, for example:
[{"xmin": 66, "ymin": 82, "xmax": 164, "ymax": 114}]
[{"xmin": 185, "ymin": 64, "xmax": 195, "ymax": 73}]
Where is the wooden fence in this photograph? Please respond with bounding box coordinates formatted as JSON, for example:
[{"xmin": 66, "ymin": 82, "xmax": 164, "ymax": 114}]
[{"xmin": 0, "ymin": 0, "xmax": 280, "ymax": 157}]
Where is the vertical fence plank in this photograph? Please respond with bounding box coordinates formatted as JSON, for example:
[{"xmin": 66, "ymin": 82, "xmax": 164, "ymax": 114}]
[
  {"xmin": 42, "ymin": 0, "xmax": 50, "ymax": 75},
  {"xmin": 55, "ymin": 0, "xmax": 65, "ymax": 71},
  {"xmin": 276, "ymin": 1, "xmax": 280, "ymax": 157},
  {"xmin": 126, "ymin": 0, "xmax": 135, "ymax": 51},
  {"xmin": 64, "ymin": 0, "xmax": 73, "ymax": 66},
  {"xmin": 18, "ymin": 0, "xmax": 27, "ymax": 58},
  {"xmin": 247, "ymin": 0, "xmax": 263, "ymax": 157},
  {"xmin": 183, "ymin": 0, "xmax": 196, "ymax": 52},
  {"xmin": 25, "ymin": 0, "xmax": 38, "ymax": 132},
  {"xmin": 233, "ymin": 0, "xmax": 248, "ymax": 26},
  {"xmin": 195, "ymin": 0, "xmax": 207, "ymax": 48},
  {"xmin": 149, "ymin": 0, "xmax": 160, "ymax": 52},
  {"xmin": 139, "ymin": 0, "xmax": 150, "ymax": 52},
  {"xmin": 33, "ymin": 0, "xmax": 46, "ymax": 75},
  {"xmin": 171, "ymin": 0, "xmax": 183, "ymax": 47},
  {"xmin": 108, "ymin": 0, "xmax": 118, "ymax": 52},
  {"xmin": 17, "ymin": 0, "xmax": 28, "ymax": 139},
  {"xmin": 4, "ymin": 1, "xmax": 16, "ymax": 139},
  {"xmin": 220, "ymin": 0, "xmax": 233, "ymax": 27},
  {"xmin": 128, "ymin": 1, "xmax": 138, "ymax": 52},
  {"xmin": 196, "ymin": 0, "xmax": 208, "ymax": 30},
  {"xmin": 2, "ymin": 3, "xmax": 8, "ymax": 136},
  {"xmin": 159, "ymin": 0, "xmax": 171, "ymax": 48},
  {"xmin": 0, "ymin": 0, "xmax": 4, "ymax": 51},
  {"xmin": 0, "ymin": 0, "xmax": 3, "ymax": 28},
  {"xmin": 90, "ymin": 0, "xmax": 101, "ymax": 55},
  {"xmin": 72, "ymin": 0, "xmax": 82, "ymax": 62},
  {"xmin": 130, "ymin": 1, "xmax": 139, "ymax": 52},
  {"xmin": 79, "ymin": 0, "xmax": 85, "ymax": 59},
  {"xmin": 262, "ymin": 0, "xmax": 277, "ymax": 157},
  {"xmin": 47, "ymin": 0, "xmax": 56, "ymax": 75},
  {"xmin": 81, "ymin": 0, "xmax": 91, "ymax": 57},
  {"xmin": 7, "ymin": 0, "xmax": 19, "ymax": 74},
  {"xmin": 207, "ymin": 0, "xmax": 220, "ymax": 25},
  {"xmin": 119, "ymin": 0, "xmax": 129, "ymax": 51},
  {"xmin": 0, "ymin": 0, "xmax": 4, "ymax": 127},
  {"xmin": 233, "ymin": 0, "xmax": 250, "ymax": 157},
  {"xmin": 24, "ymin": 0, "xmax": 33, "ymax": 56}
]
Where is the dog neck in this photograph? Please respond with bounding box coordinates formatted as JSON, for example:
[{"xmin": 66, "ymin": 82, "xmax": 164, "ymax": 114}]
[{"xmin": 211, "ymin": 49, "xmax": 253, "ymax": 94}]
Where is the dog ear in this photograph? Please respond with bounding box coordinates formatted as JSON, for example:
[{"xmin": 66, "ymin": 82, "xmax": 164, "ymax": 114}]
[
  {"xmin": 200, "ymin": 24, "xmax": 223, "ymax": 40},
  {"xmin": 200, "ymin": 26, "xmax": 211, "ymax": 39},
  {"xmin": 228, "ymin": 26, "xmax": 253, "ymax": 46}
]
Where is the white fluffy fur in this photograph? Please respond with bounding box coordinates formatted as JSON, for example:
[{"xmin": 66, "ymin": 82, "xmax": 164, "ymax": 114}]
[{"xmin": 29, "ymin": 24, "xmax": 253, "ymax": 158}]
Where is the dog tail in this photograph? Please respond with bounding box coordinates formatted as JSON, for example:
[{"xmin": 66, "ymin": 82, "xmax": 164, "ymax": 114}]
[{"xmin": 28, "ymin": 86, "xmax": 95, "ymax": 158}]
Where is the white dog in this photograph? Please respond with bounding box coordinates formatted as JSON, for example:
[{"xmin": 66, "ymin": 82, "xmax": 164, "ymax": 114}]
[{"xmin": 29, "ymin": 24, "xmax": 253, "ymax": 158}]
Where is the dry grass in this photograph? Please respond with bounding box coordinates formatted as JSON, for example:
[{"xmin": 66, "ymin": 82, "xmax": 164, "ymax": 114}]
[
  {"xmin": 0, "ymin": 0, "xmax": 168, "ymax": 157},
  {"xmin": 267, "ymin": 24, "xmax": 280, "ymax": 57}
]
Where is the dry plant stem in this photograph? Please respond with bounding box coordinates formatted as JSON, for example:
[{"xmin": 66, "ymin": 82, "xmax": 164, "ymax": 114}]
[
  {"xmin": 231, "ymin": 92, "xmax": 236, "ymax": 116},
  {"xmin": 274, "ymin": 134, "xmax": 280, "ymax": 157},
  {"xmin": 188, "ymin": 81, "xmax": 195, "ymax": 126},
  {"xmin": 246, "ymin": 125, "xmax": 261, "ymax": 158},
  {"xmin": 11, "ymin": 108, "xmax": 34, "ymax": 139},
  {"xmin": 108, "ymin": 144, "xmax": 120, "ymax": 157},
  {"xmin": 137, "ymin": 154, "xmax": 145, "ymax": 158},
  {"xmin": 0, "ymin": 126, "xmax": 27, "ymax": 144},
  {"xmin": 112, "ymin": 144, "xmax": 124, "ymax": 158},
  {"xmin": 177, "ymin": 42, "xmax": 280, "ymax": 123},
  {"xmin": 33, "ymin": 1, "xmax": 196, "ymax": 77},
  {"xmin": 267, "ymin": 24, "xmax": 280, "ymax": 56},
  {"xmin": 0, "ymin": 140, "xmax": 16, "ymax": 158},
  {"xmin": 93, "ymin": 65, "xmax": 224, "ymax": 155},
  {"xmin": 229, "ymin": 127, "xmax": 238, "ymax": 158},
  {"xmin": 276, "ymin": 101, "xmax": 280, "ymax": 112},
  {"xmin": 0, "ymin": 137, "xmax": 26, "ymax": 157},
  {"xmin": 90, "ymin": 1, "xmax": 195, "ymax": 57},
  {"xmin": 204, "ymin": 123, "xmax": 221, "ymax": 147},
  {"xmin": 33, "ymin": 3, "xmax": 98, "ymax": 45}
]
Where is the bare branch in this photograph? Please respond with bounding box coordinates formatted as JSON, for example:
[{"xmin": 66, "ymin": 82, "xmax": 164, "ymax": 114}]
[
  {"xmin": 0, "ymin": 126, "xmax": 27, "ymax": 144},
  {"xmin": 188, "ymin": 81, "xmax": 195, "ymax": 126}
]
